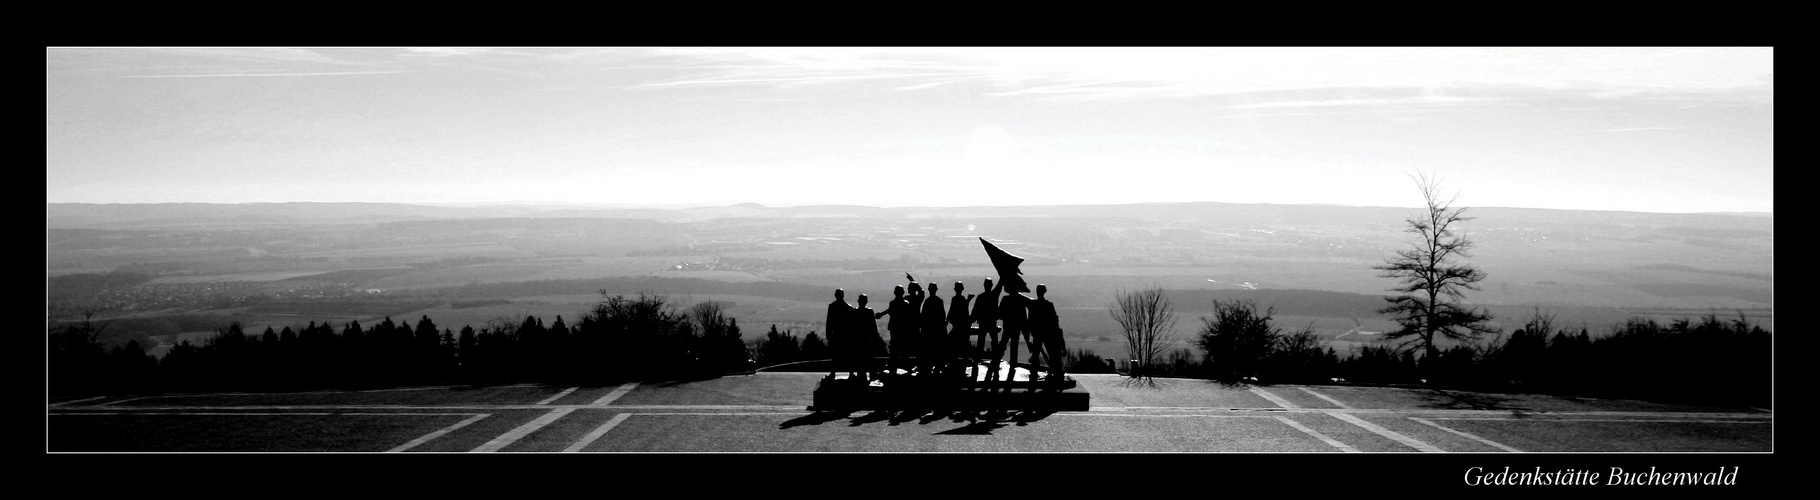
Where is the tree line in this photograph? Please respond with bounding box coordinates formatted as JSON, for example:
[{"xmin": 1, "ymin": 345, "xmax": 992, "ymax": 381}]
[
  {"xmin": 49, "ymin": 293, "xmax": 754, "ymax": 396},
  {"xmin": 1190, "ymin": 299, "xmax": 1769, "ymax": 407},
  {"xmin": 1106, "ymin": 172, "xmax": 1770, "ymax": 408}
]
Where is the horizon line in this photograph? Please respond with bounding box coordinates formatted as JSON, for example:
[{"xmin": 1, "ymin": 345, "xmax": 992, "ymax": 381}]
[{"xmin": 43, "ymin": 199, "xmax": 1774, "ymax": 217}]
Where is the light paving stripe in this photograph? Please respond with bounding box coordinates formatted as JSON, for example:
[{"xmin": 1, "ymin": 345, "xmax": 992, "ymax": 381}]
[
  {"xmin": 1298, "ymin": 387, "xmax": 1352, "ymax": 409},
  {"xmin": 1410, "ymin": 417, "xmax": 1522, "ymax": 452},
  {"xmin": 535, "ymin": 387, "xmax": 579, "ymax": 405},
  {"xmin": 591, "ymin": 382, "xmax": 639, "ymax": 406},
  {"xmin": 1063, "ymin": 413, "xmax": 1268, "ymax": 418},
  {"xmin": 563, "ymin": 413, "xmax": 632, "ymax": 452},
  {"xmin": 1433, "ymin": 418, "xmax": 1771, "ymax": 424},
  {"xmin": 50, "ymin": 396, "xmax": 108, "ymax": 407},
  {"xmin": 1327, "ymin": 412, "xmax": 1445, "ymax": 452},
  {"xmin": 57, "ymin": 412, "xmax": 485, "ymax": 416},
  {"xmin": 471, "ymin": 408, "xmax": 574, "ymax": 452},
  {"xmin": 50, "ymin": 404, "xmax": 805, "ymax": 412},
  {"xmin": 1274, "ymin": 416, "xmax": 1360, "ymax": 452},
  {"xmin": 98, "ymin": 397, "xmax": 150, "ymax": 407},
  {"xmin": 388, "ymin": 413, "xmax": 491, "ymax": 453},
  {"xmin": 45, "ymin": 405, "xmax": 1775, "ymax": 421},
  {"xmin": 1247, "ymin": 387, "xmax": 1298, "ymax": 408}
]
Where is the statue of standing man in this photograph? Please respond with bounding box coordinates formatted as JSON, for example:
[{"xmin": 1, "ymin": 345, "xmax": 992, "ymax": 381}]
[
  {"xmin": 920, "ymin": 282, "xmax": 946, "ymax": 378},
  {"xmin": 826, "ymin": 288, "xmax": 855, "ymax": 380},
  {"xmin": 852, "ymin": 293, "xmax": 884, "ymax": 381},
  {"xmin": 878, "ymin": 284, "xmax": 914, "ymax": 378},
  {"xmin": 1027, "ymin": 284, "xmax": 1066, "ymax": 383},
  {"xmin": 972, "ymin": 277, "xmax": 1002, "ymax": 363}
]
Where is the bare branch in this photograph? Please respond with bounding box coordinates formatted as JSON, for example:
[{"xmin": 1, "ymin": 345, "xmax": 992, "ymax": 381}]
[
  {"xmin": 1377, "ymin": 172, "xmax": 1494, "ymax": 365},
  {"xmin": 1110, "ymin": 286, "xmax": 1179, "ymax": 370}
]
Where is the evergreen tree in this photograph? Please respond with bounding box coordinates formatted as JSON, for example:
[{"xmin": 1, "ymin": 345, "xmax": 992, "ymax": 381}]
[
  {"xmin": 50, "ymin": 314, "xmax": 109, "ymax": 396},
  {"xmin": 801, "ymin": 332, "xmax": 829, "ymax": 361}
]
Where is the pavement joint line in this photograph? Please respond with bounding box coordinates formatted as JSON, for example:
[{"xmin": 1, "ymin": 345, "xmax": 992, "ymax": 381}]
[
  {"xmin": 564, "ymin": 413, "xmax": 632, "ymax": 452},
  {"xmin": 87, "ymin": 384, "xmax": 546, "ymax": 401},
  {"xmin": 1248, "ymin": 387, "xmax": 1298, "ymax": 409},
  {"xmin": 1274, "ymin": 415, "xmax": 1360, "ymax": 452},
  {"xmin": 535, "ymin": 387, "xmax": 579, "ymax": 406},
  {"xmin": 49, "ymin": 396, "xmax": 108, "ymax": 407},
  {"xmin": 1297, "ymin": 387, "xmax": 1352, "ymax": 409},
  {"xmin": 1328, "ymin": 412, "xmax": 1446, "ymax": 452},
  {"xmin": 42, "ymin": 405, "xmax": 1776, "ymax": 421},
  {"xmin": 1410, "ymin": 417, "xmax": 1523, "ymax": 452},
  {"xmin": 388, "ymin": 413, "xmax": 491, "ymax": 453},
  {"xmin": 55, "ymin": 412, "xmax": 487, "ymax": 416},
  {"xmin": 472, "ymin": 408, "xmax": 575, "ymax": 452},
  {"xmin": 591, "ymin": 382, "xmax": 639, "ymax": 406},
  {"xmin": 1433, "ymin": 418, "xmax": 1772, "ymax": 424},
  {"xmin": 1066, "ymin": 413, "xmax": 1281, "ymax": 419}
]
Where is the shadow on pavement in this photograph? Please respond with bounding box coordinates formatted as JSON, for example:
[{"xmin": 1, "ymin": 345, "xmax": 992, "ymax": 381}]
[
  {"xmin": 850, "ymin": 410, "xmax": 894, "ymax": 426},
  {"xmin": 780, "ymin": 410, "xmax": 853, "ymax": 429},
  {"xmin": 889, "ymin": 409, "xmax": 931, "ymax": 425},
  {"xmin": 783, "ymin": 407, "xmax": 1059, "ymax": 433},
  {"xmin": 937, "ymin": 419, "xmax": 1006, "ymax": 435},
  {"xmin": 1421, "ymin": 388, "xmax": 1524, "ymax": 410},
  {"xmin": 1118, "ymin": 377, "xmax": 1176, "ymax": 390}
]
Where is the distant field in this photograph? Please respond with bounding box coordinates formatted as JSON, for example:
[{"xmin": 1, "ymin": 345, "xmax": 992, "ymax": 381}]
[
  {"xmin": 657, "ymin": 270, "xmax": 770, "ymax": 282},
  {"xmin": 50, "ymin": 201, "xmax": 1771, "ymax": 365},
  {"xmin": 148, "ymin": 271, "xmax": 333, "ymax": 284},
  {"xmin": 278, "ymin": 267, "xmax": 420, "ymax": 284},
  {"xmin": 517, "ymin": 256, "xmax": 680, "ymax": 280},
  {"xmin": 366, "ymin": 264, "xmax": 572, "ymax": 289}
]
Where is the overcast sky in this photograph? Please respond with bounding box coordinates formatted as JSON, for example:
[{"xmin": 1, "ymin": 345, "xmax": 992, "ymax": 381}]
[{"xmin": 46, "ymin": 47, "xmax": 1773, "ymax": 213}]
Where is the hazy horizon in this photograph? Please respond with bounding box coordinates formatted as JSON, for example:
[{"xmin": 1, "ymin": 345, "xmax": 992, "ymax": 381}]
[
  {"xmin": 42, "ymin": 198, "xmax": 1776, "ymax": 216},
  {"xmin": 48, "ymin": 47, "xmax": 1773, "ymax": 214}
]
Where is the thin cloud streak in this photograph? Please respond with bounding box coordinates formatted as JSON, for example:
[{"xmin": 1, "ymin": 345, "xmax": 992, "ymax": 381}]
[
  {"xmin": 633, "ymin": 72, "xmax": 996, "ymax": 88},
  {"xmin": 119, "ymin": 71, "xmax": 405, "ymax": 79},
  {"xmin": 1224, "ymin": 96, "xmax": 1498, "ymax": 109},
  {"xmin": 1589, "ymin": 126, "xmax": 1687, "ymax": 133}
]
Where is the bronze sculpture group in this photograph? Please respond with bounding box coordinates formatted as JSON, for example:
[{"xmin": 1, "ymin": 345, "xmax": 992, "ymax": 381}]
[{"xmin": 821, "ymin": 239, "xmax": 1068, "ymax": 392}]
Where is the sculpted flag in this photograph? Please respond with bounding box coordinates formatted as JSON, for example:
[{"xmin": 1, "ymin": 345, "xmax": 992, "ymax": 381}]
[{"xmin": 979, "ymin": 237, "xmax": 1030, "ymax": 294}]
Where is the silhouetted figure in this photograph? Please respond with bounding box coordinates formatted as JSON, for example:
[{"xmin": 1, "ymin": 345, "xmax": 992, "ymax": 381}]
[
  {"xmin": 947, "ymin": 281, "xmax": 975, "ymax": 379},
  {"xmin": 878, "ymin": 285, "xmax": 913, "ymax": 377},
  {"xmin": 826, "ymin": 289, "xmax": 855, "ymax": 379},
  {"xmin": 999, "ymin": 290, "xmax": 1030, "ymax": 382},
  {"xmin": 921, "ymin": 282, "xmax": 946, "ymax": 378},
  {"xmin": 852, "ymin": 293, "xmax": 884, "ymax": 381},
  {"xmin": 1028, "ymin": 284, "xmax": 1065, "ymax": 383},
  {"xmin": 947, "ymin": 282, "xmax": 972, "ymax": 336},
  {"xmin": 906, "ymin": 281, "xmax": 925, "ymax": 375},
  {"xmin": 972, "ymin": 277, "xmax": 1003, "ymax": 357}
]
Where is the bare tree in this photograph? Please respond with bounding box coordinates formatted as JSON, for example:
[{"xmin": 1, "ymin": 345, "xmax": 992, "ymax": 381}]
[
  {"xmin": 1110, "ymin": 286, "xmax": 1178, "ymax": 376},
  {"xmin": 1373, "ymin": 173, "xmax": 1495, "ymax": 372}
]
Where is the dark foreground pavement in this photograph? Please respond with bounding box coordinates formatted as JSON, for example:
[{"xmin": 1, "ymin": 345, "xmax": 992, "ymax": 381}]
[{"xmin": 47, "ymin": 373, "xmax": 1772, "ymax": 453}]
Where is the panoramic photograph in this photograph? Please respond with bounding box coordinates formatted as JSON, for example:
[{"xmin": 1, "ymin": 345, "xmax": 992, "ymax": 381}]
[{"xmin": 47, "ymin": 47, "xmax": 1773, "ymax": 474}]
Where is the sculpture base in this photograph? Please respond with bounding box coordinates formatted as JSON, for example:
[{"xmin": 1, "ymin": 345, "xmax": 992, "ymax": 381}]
[{"xmin": 808, "ymin": 374, "xmax": 1089, "ymax": 412}]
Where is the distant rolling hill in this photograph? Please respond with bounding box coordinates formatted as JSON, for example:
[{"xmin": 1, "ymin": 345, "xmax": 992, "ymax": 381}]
[{"xmin": 47, "ymin": 201, "xmax": 1771, "ymax": 346}]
